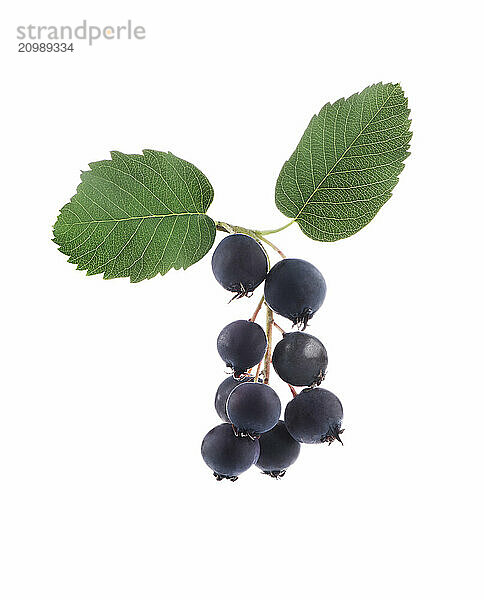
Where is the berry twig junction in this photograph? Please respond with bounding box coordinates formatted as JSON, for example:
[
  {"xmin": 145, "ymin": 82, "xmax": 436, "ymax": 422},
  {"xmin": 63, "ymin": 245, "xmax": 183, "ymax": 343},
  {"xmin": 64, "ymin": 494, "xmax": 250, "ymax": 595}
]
[{"xmin": 215, "ymin": 221, "xmax": 288, "ymax": 260}]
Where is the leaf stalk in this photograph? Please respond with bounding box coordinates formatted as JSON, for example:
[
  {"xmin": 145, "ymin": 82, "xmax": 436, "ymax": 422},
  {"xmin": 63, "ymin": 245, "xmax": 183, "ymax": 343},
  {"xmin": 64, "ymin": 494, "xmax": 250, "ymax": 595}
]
[{"xmin": 256, "ymin": 220, "xmax": 295, "ymax": 235}]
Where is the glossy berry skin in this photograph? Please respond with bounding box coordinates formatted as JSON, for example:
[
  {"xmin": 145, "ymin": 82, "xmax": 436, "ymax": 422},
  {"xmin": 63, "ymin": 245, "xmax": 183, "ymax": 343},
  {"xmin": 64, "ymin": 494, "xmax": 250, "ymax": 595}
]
[
  {"xmin": 211, "ymin": 234, "xmax": 268, "ymax": 298},
  {"xmin": 264, "ymin": 258, "xmax": 326, "ymax": 329},
  {"xmin": 272, "ymin": 332, "xmax": 328, "ymax": 387},
  {"xmin": 227, "ymin": 382, "xmax": 281, "ymax": 437},
  {"xmin": 256, "ymin": 420, "xmax": 301, "ymax": 478},
  {"xmin": 201, "ymin": 423, "xmax": 260, "ymax": 481},
  {"xmin": 217, "ymin": 320, "xmax": 267, "ymax": 377},
  {"xmin": 214, "ymin": 375, "xmax": 254, "ymax": 422},
  {"xmin": 284, "ymin": 388, "xmax": 344, "ymax": 444}
]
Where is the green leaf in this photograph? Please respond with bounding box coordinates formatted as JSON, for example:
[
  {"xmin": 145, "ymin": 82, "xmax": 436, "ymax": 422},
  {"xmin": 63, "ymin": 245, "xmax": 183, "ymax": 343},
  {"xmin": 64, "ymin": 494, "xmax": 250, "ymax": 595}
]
[
  {"xmin": 53, "ymin": 150, "xmax": 216, "ymax": 282},
  {"xmin": 275, "ymin": 83, "xmax": 412, "ymax": 241}
]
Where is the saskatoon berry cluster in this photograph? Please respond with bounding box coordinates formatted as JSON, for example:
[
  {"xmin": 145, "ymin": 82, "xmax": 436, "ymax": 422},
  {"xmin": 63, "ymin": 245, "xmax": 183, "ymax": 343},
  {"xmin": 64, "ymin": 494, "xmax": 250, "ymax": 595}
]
[{"xmin": 201, "ymin": 233, "xmax": 344, "ymax": 482}]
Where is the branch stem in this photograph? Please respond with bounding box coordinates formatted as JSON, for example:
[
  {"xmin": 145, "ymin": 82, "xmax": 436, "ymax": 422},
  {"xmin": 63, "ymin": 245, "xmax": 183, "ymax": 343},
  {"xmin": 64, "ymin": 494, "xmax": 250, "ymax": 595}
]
[
  {"xmin": 255, "ymin": 359, "xmax": 263, "ymax": 381},
  {"xmin": 215, "ymin": 221, "xmax": 252, "ymax": 236},
  {"xmin": 263, "ymin": 305, "xmax": 274, "ymax": 384},
  {"xmin": 250, "ymin": 295, "xmax": 264, "ymax": 322}
]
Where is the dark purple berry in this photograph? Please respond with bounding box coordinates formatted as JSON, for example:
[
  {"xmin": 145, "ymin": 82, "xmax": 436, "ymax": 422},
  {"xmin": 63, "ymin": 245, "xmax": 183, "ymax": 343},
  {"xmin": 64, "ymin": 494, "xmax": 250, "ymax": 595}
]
[
  {"xmin": 227, "ymin": 382, "xmax": 281, "ymax": 437},
  {"xmin": 212, "ymin": 234, "xmax": 268, "ymax": 299},
  {"xmin": 264, "ymin": 258, "xmax": 326, "ymax": 329},
  {"xmin": 256, "ymin": 421, "xmax": 301, "ymax": 478},
  {"xmin": 217, "ymin": 320, "xmax": 267, "ymax": 377},
  {"xmin": 272, "ymin": 332, "xmax": 328, "ymax": 387},
  {"xmin": 201, "ymin": 423, "xmax": 260, "ymax": 481},
  {"xmin": 214, "ymin": 375, "xmax": 254, "ymax": 422},
  {"xmin": 284, "ymin": 387, "xmax": 344, "ymax": 444}
]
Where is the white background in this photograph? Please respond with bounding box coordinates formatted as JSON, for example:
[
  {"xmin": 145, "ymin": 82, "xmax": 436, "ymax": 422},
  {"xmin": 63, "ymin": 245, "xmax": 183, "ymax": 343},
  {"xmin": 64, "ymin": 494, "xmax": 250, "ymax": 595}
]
[{"xmin": 1, "ymin": 1, "xmax": 483, "ymax": 598}]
